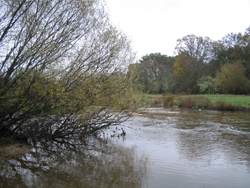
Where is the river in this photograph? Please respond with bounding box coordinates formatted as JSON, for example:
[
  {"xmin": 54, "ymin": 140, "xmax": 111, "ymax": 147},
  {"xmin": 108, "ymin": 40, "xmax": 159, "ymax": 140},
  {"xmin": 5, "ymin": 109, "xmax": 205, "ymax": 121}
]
[{"xmin": 1, "ymin": 107, "xmax": 250, "ymax": 188}]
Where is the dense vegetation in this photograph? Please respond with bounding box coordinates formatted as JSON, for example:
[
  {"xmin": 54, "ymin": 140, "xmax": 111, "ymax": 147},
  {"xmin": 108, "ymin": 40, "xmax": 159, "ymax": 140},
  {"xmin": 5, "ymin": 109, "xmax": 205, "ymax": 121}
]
[
  {"xmin": 0, "ymin": 0, "xmax": 142, "ymax": 141},
  {"xmin": 132, "ymin": 27, "xmax": 250, "ymax": 95}
]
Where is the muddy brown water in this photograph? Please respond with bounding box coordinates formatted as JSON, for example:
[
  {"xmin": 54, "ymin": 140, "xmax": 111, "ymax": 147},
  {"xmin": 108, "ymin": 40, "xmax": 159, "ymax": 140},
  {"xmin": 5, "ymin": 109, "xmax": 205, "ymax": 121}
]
[{"xmin": 0, "ymin": 107, "xmax": 250, "ymax": 188}]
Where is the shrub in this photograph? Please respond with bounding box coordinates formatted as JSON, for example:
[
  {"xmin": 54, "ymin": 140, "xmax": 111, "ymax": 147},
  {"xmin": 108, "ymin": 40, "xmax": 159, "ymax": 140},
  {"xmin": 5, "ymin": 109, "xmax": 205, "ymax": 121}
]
[
  {"xmin": 215, "ymin": 61, "xmax": 248, "ymax": 94},
  {"xmin": 146, "ymin": 96, "xmax": 163, "ymax": 107},
  {"xmin": 163, "ymin": 93, "xmax": 175, "ymax": 107},
  {"xmin": 177, "ymin": 97, "xmax": 196, "ymax": 108},
  {"xmin": 197, "ymin": 76, "xmax": 217, "ymax": 94},
  {"xmin": 153, "ymin": 97, "xmax": 162, "ymax": 106}
]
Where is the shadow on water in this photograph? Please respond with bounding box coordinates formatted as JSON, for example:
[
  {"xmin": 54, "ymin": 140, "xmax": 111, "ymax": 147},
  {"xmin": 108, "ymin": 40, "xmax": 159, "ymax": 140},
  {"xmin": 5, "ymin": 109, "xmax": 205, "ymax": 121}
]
[{"xmin": 0, "ymin": 137, "xmax": 149, "ymax": 188}]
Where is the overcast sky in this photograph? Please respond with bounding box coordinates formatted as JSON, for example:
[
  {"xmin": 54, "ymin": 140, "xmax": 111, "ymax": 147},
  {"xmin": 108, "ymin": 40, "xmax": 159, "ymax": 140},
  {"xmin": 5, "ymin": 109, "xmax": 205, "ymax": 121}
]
[{"xmin": 106, "ymin": 0, "xmax": 250, "ymax": 60}]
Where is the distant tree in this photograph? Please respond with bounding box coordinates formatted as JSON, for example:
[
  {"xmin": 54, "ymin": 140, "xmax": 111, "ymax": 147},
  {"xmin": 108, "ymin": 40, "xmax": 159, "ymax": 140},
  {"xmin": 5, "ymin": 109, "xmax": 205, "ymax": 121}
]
[
  {"xmin": 215, "ymin": 61, "xmax": 248, "ymax": 94},
  {"xmin": 213, "ymin": 27, "xmax": 250, "ymax": 79},
  {"xmin": 172, "ymin": 35, "xmax": 215, "ymax": 94},
  {"xmin": 0, "ymin": 0, "xmax": 140, "ymax": 140},
  {"xmin": 134, "ymin": 53, "xmax": 175, "ymax": 94},
  {"xmin": 175, "ymin": 34, "xmax": 214, "ymax": 63},
  {"xmin": 139, "ymin": 53, "xmax": 175, "ymax": 67},
  {"xmin": 172, "ymin": 53, "xmax": 203, "ymax": 93}
]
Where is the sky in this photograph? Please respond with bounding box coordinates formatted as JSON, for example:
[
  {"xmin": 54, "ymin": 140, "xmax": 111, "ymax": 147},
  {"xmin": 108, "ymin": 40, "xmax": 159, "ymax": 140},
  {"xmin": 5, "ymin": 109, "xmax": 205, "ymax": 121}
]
[{"xmin": 106, "ymin": 0, "xmax": 250, "ymax": 60}]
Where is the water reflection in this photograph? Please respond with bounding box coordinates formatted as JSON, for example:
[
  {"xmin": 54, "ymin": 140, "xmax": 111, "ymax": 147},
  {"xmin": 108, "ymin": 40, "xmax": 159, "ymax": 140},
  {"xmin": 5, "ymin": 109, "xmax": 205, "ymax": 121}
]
[
  {"xmin": 1, "ymin": 108, "xmax": 250, "ymax": 188},
  {"xmin": 0, "ymin": 138, "xmax": 149, "ymax": 188}
]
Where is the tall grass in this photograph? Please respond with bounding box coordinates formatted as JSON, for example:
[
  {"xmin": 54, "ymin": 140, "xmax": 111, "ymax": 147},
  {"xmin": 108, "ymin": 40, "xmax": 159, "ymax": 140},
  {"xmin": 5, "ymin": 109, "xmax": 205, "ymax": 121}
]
[
  {"xmin": 177, "ymin": 96, "xmax": 195, "ymax": 108},
  {"xmin": 145, "ymin": 95, "xmax": 162, "ymax": 107},
  {"xmin": 163, "ymin": 93, "xmax": 175, "ymax": 107},
  {"xmin": 176, "ymin": 96, "xmax": 211, "ymax": 109}
]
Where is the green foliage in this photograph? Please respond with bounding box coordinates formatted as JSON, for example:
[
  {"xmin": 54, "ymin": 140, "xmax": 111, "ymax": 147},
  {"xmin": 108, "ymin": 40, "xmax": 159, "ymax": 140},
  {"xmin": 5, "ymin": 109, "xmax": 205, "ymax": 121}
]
[
  {"xmin": 172, "ymin": 54, "xmax": 186, "ymax": 78},
  {"xmin": 171, "ymin": 27, "xmax": 250, "ymax": 95},
  {"xmin": 172, "ymin": 34, "xmax": 215, "ymax": 94},
  {"xmin": 213, "ymin": 27, "xmax": 250, "ymax": 79},
  {"xmin": 172, "ymin": 53, "xmax": 203, "ymax": 94},
  {"xmin": 139, "ymin": 53, "xmax": 175, "ymax": 65},
  {"xmin": 215, "ymin": 61, "xmax": 248, "ymax": 94},
  {"xmin": 133, "ymin": 28, "xmax": 250, "ymax": 95},
  {"xmin": 197, "ymin": 76, "xmax": 217, "ymax": 94},
  {"xmin": 133, "ymin": 53, "xmax": 175, "ymax": 94}
]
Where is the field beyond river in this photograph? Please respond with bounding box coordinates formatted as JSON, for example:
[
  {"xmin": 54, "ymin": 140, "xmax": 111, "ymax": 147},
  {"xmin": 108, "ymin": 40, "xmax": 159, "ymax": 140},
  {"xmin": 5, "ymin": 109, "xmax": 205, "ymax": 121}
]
[{"xmin": 146, "ymin": 94, "xmax": 250, "ymax": 111}]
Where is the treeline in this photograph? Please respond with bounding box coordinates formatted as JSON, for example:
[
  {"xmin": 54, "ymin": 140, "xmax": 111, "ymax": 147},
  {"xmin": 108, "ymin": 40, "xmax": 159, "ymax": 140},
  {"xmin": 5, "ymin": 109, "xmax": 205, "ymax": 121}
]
[{"xmin": 131, "ymin": 27, "xmax": 250, "ymax": 95}]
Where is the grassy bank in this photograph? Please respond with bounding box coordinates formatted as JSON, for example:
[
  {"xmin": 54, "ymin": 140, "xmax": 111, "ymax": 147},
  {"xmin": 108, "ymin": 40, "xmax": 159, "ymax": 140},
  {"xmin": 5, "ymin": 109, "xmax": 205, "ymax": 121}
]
[
  {"xmin": 144, "ymin": 94, "xmax": 163, "ymax": 107},
  {"xmin": 144, "ymin": 94, "xmax": 250, "ymax": 111}
]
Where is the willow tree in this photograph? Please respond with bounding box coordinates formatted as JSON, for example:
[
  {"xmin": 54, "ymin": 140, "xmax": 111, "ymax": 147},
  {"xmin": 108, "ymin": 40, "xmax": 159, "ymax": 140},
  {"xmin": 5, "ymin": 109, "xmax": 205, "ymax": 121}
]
[{"xmin": 0, "ymin": 0, "xmax": 140, "ymax": 140}]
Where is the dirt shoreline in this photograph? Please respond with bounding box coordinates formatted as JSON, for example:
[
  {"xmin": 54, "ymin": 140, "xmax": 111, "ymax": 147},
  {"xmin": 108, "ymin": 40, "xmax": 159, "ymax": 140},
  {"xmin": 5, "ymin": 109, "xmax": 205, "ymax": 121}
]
[{"xmin": 0, "ymin": 143, "xmax": 32, "ymax": 160}]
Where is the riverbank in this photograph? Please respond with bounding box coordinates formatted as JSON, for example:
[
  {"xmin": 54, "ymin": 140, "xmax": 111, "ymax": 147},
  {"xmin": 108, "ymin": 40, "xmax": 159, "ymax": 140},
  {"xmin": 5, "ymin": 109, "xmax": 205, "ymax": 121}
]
[
  {"xmin": 0, "ymin": 138, "xmax": 32, "ymax": 160},
  {"xmin": 145, "ymin": 94, "xmax": 250, "ymax": 111},
  {"xmin": 1, "ymin": 94, "xmax": 249, "ymax": 160}
]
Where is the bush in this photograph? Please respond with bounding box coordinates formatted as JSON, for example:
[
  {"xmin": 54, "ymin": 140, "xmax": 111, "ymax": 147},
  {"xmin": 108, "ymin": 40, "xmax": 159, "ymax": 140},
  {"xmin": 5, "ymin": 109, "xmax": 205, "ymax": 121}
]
[
  {"xmin": 163, "ymin": 93, "xmax": 175, "ymax": 107},
  {"xmin": 215, "ymin": 61, "xmax": 248, "ymax": 94},
  {"xmin": 177, "ymin": 97, "xmax": 196, "ymax": 108},
  {"xmin": 152, "ymin": 97, "xmax": 162, "ymax": 106},
  {"xmin": 145, "ymin": 96, "xmax": 163, "ymax": 107},
  {"xmin": 197, "ymin": 76, "xmax": 217, "ymax": 94}
]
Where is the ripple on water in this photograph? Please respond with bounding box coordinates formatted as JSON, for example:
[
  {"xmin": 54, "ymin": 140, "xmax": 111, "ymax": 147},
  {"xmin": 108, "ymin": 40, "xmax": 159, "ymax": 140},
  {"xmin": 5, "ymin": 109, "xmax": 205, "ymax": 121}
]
[{"xmin": 120, "ymin": 107, "xmax": 250, "ymax": 188}]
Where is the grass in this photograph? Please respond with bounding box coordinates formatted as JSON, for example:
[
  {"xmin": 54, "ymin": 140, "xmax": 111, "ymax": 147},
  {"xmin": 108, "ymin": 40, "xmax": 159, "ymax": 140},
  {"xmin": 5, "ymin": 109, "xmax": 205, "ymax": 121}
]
[
  {"xmin": 206, "ymin": 95, "xmax": 250, "ymax": 108},
  {"xmin": 143, "ymin": 94, "xmax": 163, "ymax": 107},
  {"xmin": 182, "ymin": 94, "xmax": 250, "ymax": 109},
  {"xmin": 144, "ymin": 94, "xmax": 250, "ymax": 111}
]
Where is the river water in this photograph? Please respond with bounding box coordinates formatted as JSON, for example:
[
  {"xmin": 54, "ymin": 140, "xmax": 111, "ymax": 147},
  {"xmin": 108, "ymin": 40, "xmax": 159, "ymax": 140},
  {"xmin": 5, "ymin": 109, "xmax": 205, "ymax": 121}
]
[{"xmin": 1, "ymin": 107, "xmax": 250, "ymax": 188}]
